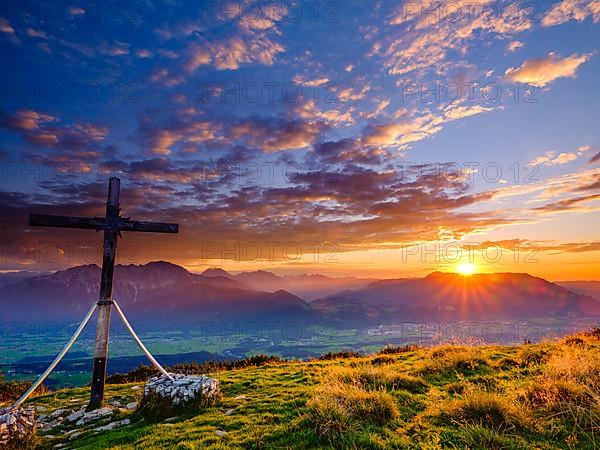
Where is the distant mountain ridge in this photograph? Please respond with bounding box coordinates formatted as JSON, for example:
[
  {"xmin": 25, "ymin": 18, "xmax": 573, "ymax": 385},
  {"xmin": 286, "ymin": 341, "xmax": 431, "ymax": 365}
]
[
  {"xmin": 312, "ymin": 271, "xmax": 600, "ymax": 325},
  {"xmin": 556, "ymin": 281, "xmax": 600, "ymax": 301},
  {"xmin": 0, "ymin": 262, "xmax": 308, "ymax": 326},
  {"xmin": 201, "ymin": 267, "xmax": 376, "ymax": 300},
  {"xmin": 1, "ymin": 262, "xmax": 598, "ymax": 327}
]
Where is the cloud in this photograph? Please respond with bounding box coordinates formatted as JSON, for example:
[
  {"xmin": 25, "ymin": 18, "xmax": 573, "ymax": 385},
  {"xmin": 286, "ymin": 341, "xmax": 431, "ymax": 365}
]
[
  {"xmin": 572, "ymin": 173, "xmax": 600, "ymax": 192},
  {"xmin": 293, "ymin": 100, "xmax": 354, "ymax": 126},
  {"xmin": 313, "ymin": 139, "xmax": 386, "ymax": 165},
  {"xmin": 25, "ymin": 28, "xmax": 48, "ymax": 39},
  {"xmin": 228, "ymin": 118, "xmax": 322, "ymax": 153},
  {"xmin": 529, "ymin": 147, "xmax": 592, "ymax": 166},
  {"xmin": 384, "ymin": 1, "xmax": 532, "ymax": 76},
  {"xmin": 362, "ymin": 104, "xmax": 493, "ymax": 148},
  {"xmin": 589, "ymin": 152, "xmax": 600, "ymax": 164},
  {"xmin": 136, "ymin": 49, "xmax": 153, "ymax": 58},
  {"xmin": 504, "ymin": 52, "xmax": 591, "ymax": 87},
  {"xmin": 338, "ymin": 85, "xmax": 371, "ymax": 102},
  {"xmin": 137, "ymin": 113, "xmax": 219, "ymax": 155},
  {"xmin": 530, "ymin": 151, "xmax": 577, "ymax": 166},
  {"xmin": 0, "ymin": 158, "xmax": 517, "ymax": 270},
  {"xmin": 0, "ymin": 17, "xmax": 14, "ymax": 35},
  {"xmin": 0, "ymin": 110, "xmax": 56, "ymax": 130},
  {"xmin": 293, "ymin": 76, "xmax": 331, "ymax": 87},
  {"xmin": 507, "ymin": 40, "xmax": 524, "ymax": 53},
  {"xmin": 465, "ymin": 239, "xmax": 600, "ymax": 254},
  {"xmin": 533, "ymin": 193, "xmax": 600, "ymax": 214},
  {"xmin": 493, "ymin": 165, "xmax": 600, "ymax": 201},
  {"xmin": 186, "ymin": 35, "xmax": 284, "ymax": 71},
  {"xmin": 443, "ymin": 104, "xmax": 494, "ymax": 121},
  {"xmin": 542, "ymin": 0, "xmax": 600, "ymax": 26},
  {"xmin": 0, "ymin": 109, "xmax": 108, "ymax": 163},
  {"xmin": 236, "ymin": 3, "xmax": 288, "ymax": 31}
]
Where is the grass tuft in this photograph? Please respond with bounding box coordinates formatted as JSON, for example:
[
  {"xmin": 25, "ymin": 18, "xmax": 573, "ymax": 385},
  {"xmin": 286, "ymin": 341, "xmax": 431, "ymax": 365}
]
[
  {"xmin": 459, "ymin": 424, "xmax": 522, "ymax": 450},
  {"xmin": 417, "ymin": 347, "xmax": 490, "ymax": 376},
  {"xmin": 330, "ymin": 365, "xmax": 428, "ymax": 393},
  {"xmin": 430, "ymin": 391, "xmax": 531, "ymax": 432},
  {"xmin": 307, "ymin": 381, "xmax": 399, "ymax": 439}
]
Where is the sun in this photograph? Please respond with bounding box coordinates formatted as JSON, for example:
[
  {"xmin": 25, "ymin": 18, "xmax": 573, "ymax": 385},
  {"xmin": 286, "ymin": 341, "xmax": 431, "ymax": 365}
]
[{"xmin": 456, "ymin": 262, "xmax": 476, "ymax": 275}]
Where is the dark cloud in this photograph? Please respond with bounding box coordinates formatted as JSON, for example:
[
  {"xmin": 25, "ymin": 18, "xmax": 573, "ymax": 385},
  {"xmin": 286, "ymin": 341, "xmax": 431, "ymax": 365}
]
[
  {"xmin": 534, "ymin": 193, "xmax": 600, "ymax": 213},
  {"xmin": 0, "ymin": 160, "xmax": 512, "ymax": 269}
]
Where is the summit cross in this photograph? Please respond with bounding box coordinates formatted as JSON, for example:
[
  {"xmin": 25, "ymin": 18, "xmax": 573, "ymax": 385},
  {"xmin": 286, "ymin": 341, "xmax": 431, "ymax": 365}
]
[{"xmin": 29, "ymin": 177, "xmax": 179, "ymax": 409}]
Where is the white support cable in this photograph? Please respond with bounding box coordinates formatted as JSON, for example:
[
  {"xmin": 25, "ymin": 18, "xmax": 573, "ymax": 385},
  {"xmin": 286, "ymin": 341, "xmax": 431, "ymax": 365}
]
[
  {"xmin": 112, "ymin": 300, "xmax": 173, "ymax": 381},
  {"xmin": 11, "ymin": 301, "xmax": 98, "ymax": 409}
]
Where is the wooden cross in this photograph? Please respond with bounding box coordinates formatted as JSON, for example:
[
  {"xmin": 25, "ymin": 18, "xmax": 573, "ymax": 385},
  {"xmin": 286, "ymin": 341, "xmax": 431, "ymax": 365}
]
[{"xmin": 29, "ymin": 177, "xmax": 178, "ymax": 409}]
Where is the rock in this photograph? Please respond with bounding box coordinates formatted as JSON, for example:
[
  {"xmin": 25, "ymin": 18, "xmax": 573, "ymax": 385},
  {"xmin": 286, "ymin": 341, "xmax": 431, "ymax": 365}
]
[
  {"xmin": 95, "ymin": 418, "xmax": 131, "ymax": 431},
  {"xmin": 224, "ymin": 408, "xmax": 235, "ymax": 415},
  {"xmin": 143, "ymin": 374, "xmax": 219, "ymax": 408},
  {"xmin": 50, "ymin": 409, "xmax": 66, "ymax": 418},
  {"xmin": 0, "ymin": 407, "xmax": 36, "ymax": 445},
  {"xmin": 215, "ymin": 429, "xmax": 228, "ymax": 437},
  {"xmin": 43, "ymin": 419, "xmax": 62, "ymax": 430},
  {"xmin": 68, "ymin": 431, "xmax": 82, "ymax": 440},
  {"xmin": 64, "ymin": 429, "xmax": 80, "ymax": 436},
  {"xmin": 36, "ymin": 406, "xmax": 47, "ymax": 412},
  {"xmin": 233, "ymin": 395, "xmax": 247, "ymax": 400},
  {"xmin": 74, "ymin": 407, "xmax": 113, "ymax": 426},
  {"xmin": 66, "ymin": 408, "xmax": 86, "ymax": 422},
  {"xmin": 131, "ymin": 386, "xmax": 141, "ymax": 390},
  {"xmin": 94, "ymin": 407, "xmax": 113, "ymax": 417},
  {"xmin": 126, "ymin": 402, "xmax": 138, "ymax": 410}
]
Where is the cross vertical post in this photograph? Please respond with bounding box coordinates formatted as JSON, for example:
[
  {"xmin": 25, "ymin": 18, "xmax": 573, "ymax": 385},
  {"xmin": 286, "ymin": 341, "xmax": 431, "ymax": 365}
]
[{"xmin": 89, "ymin": 177, "xmax": 120, "ymax": 410}]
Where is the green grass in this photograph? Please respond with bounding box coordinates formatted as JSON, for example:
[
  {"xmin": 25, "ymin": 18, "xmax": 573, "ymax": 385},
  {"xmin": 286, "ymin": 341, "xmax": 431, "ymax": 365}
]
[{"xmin": 5, "ymin": 329, "xmax": 600, "ymax": 449}]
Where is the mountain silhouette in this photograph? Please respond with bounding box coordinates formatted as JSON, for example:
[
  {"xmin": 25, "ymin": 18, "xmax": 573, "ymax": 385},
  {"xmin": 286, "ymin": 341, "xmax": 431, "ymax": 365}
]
[{"xmin": 1, "ymin": 263, "xmax": 598, "ymax": 328}]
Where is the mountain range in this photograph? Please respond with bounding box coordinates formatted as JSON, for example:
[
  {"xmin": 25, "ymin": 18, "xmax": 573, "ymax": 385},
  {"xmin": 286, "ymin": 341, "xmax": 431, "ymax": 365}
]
[{"xmin": 1, "ymin": 262, "xmax": 599, "ymax": 328}]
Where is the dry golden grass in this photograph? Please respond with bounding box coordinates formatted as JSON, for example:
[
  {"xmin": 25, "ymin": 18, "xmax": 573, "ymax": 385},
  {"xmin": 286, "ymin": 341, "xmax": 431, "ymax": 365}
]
[
  {"xmin": 428, "ymin": 390, "xmax": 532, "ymax": 432},
  {"xmin": 518, "ymin": 333, "xmax": 600, "ymax": 438},
  {"xmin": 306, "ymin": 380, "xmax": 399, "ymax": 439},
  {"xmin": 519, "ymin": 379, "xmax": 594, "ymax": 409},
  {"xmin": 329, "ymin": 364, "xmax": 428, "ymax": 393},
  {"xmin": 417, "ymin": 346, "xmax": 490, "ymax": 376},
  {"xmin": 545, "ymin": 344, "xmax": 600, "ymax": 397}
]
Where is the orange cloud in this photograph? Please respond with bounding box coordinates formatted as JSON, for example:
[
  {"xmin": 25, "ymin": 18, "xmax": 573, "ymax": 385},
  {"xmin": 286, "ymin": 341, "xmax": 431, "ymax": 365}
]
[
  {"xmin": 542, "ymin": 0, "xmax": 600, "ymax": 26},
  {"xmin": 504, "ymin": 52, "xmax": 591, "ymax": 87}
]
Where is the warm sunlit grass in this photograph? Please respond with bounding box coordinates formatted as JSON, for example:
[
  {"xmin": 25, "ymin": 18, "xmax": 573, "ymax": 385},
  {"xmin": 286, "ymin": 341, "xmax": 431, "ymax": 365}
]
[{"xmin": 10, "ymin": 328, "xmax": 600, "ymax": 449}]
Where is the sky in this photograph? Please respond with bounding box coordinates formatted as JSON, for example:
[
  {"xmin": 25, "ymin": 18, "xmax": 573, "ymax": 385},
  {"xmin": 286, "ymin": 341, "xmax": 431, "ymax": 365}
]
[{"xmin": 0, "ymin": 0, "xmax": 599, "ymax": 280}]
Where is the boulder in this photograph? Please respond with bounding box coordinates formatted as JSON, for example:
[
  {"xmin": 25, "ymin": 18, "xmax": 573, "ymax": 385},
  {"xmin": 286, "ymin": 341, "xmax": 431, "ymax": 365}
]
[
  {"xmin": 143, "ymin": 374, "xmax": 219, "ymax": 407},
  {"xmin": 0, "ymin": 407, "xmax": 36, "ymax": 445},
  {"xmin": 139, "ymin": 374, "xmax": 219, "ymax": 421}
]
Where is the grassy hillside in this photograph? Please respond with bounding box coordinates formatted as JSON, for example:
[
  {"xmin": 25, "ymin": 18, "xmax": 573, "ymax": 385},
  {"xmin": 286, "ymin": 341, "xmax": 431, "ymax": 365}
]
[{"xmin": 9, "ymin": 329, "xmax": 600, "ymax": 449}]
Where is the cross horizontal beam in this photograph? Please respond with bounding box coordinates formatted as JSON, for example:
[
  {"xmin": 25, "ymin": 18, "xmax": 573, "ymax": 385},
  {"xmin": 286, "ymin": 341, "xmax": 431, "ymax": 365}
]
[
  {"xmin": 29, "ymin": 214, "xmax": 102, "ymax": 230},
  {"xmin": 29, "ymin": 214, "xmax": 179, "ymax": 234},
  {"xmin": 120, "ymin": 220, "xmax": 179, "ymax": 234}
]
